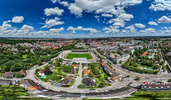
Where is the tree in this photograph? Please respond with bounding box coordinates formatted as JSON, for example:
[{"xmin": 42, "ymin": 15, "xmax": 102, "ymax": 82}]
[
  {"xmin": 88, "ymin": 72, "xmax": 94, "ymax": 78},
  {"xmin": 1, "ymin": 65, "xmax": 8, "ymax": 71},
  {"xmin": 92, "ymin": 67, "xmax": 100, "ymax": 75},
  {"xmin": 153, "ymin": 64, "xmax": 158, "ymax": 69},
  {"xmin": 51, "ymin": 75, "xmax": 61, "ymax": 80},
  {"xmin": 126, "ymin": 75, "xmax": 130, "ymax": 78},
  {"xmin": 113, "ymin": 61, "xmax": 117, "ymax": 64},
  {"xmin": 160, "ymin": 61, "xmax": 165, "ymax": 65},
  {"xmin": 168, "ymin": 79, "xmax": 171, "ymax": 82},
  {"xmin": 135, "ymin": 77, "xmax": 140, "ymax": 81},
  {"xmin": 63, "ymin": 66, "xmax": 72, "ymax": 73},
  {"xmin": 119, "ymin": 60, "xmax": 122, "ymax": 64}
]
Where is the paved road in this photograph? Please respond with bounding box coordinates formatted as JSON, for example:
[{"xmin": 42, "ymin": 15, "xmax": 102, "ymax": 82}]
[{"xmin": 71, "ymin": 63, "xmax": 83, "ymax": 90}]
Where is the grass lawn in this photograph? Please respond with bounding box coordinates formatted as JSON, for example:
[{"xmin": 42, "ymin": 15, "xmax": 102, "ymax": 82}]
[
  {"xmin": 65, "ymin": 53, "xmax": 93, "ymax": 59},
  {"xmin": 137, "ymin": 63, "xmax": 152, "ymax": 69},
  {"xmin": 22, "ymin": 54, "xmax": 27, "ymax": 59}
]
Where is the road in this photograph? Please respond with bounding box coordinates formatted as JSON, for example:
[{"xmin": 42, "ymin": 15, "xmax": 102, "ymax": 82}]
[{"xmin": 71, "ymin": 63, "xmax": 83, "ymax": 90}]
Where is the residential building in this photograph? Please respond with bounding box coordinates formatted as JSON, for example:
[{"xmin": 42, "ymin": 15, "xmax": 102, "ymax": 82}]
[
  {"xmin": 2, "ymin": 72, "xmax": 14, "ymax": 78},
  {"xmin": 84, "ymin": 69, "xmax": 90, "ymax": 78},
  {"xmin": 67, "ymin": 69, "xmax": 76, "ymax": 77},
  {"xmin": 73, "ymin": 63, "xmax": 78, "ymax": 69},
  {"xmin": 0, "ymin": 80, "xmax": 12, "ymax": 85},
  {"xmin": 38, "ymin": 68, "xmax": 52, "ymax": 76},
  {"xmin": 59, "ymin": 77, "xmax": 72, "ymax": 86},
  {"xmin": 20, "ymin": 69, "xmax": 26, "ymax": 75},
  {"xmin": 83, "ymin": 78, "xmax": 96, "ymax": 86}
]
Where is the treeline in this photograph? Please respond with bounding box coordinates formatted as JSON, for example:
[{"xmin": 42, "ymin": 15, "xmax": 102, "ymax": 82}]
[{"xmin": 0, "ymin": 42, "xmax": 79, "ymax": 73}]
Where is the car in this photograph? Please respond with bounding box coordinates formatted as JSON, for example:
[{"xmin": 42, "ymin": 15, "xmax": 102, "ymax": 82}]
[
  {"xmin": 78, "ymin": 75, "xmax": 79, "ymax": 77},
  {"xmin": 36, "ymin": 82, "xmax": 39, "ymax": 84}
]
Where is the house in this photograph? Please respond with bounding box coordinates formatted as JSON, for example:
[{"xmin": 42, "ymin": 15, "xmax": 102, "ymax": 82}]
[
  {"xmin": 20, "ymin": 69, "xmax": 26, "ymax": 75},
  {"xmin": 21, "ymin": 80, "xmax": 41, "ymax": 91},
  {"xmin": 83, "ymin": 63, "xmax": 88, "ymax": 69},
  {"xmin": 84, "ymin": 69, "xmax": 89, "ymax": 77},
  {"xmin": 0, "ymin": 79, "xmax": 12, "ymax": 85},
  {"xmin": 83, "ymin": 78, "xmax": 96, "ymax": 86},
  {"xmin": 73, "ymin": 63, "xmax": 77, "ymax": 69},
  {"xmin": 59, "ymin": 77, "xmax": 72, "ymax": 86},
  {"xmin": 38, "ymin": 68, "xmax": 52, "ymax": 76},
  {"xmin": 53, "ymin": 60, "xmax": 56, "ymax": 63},
  {"xmin": 49, "ymin": 64, "xmax": 55, "ymax": 70},
  {"xmin": 2, "ymin": 72, "xmax": 14, "ymax": 78},
  {"xmin": 67, "ymin": 69, "xmax": 76, "ymax": 77},
  {"xmin": 141, "ymin": 51, "xmax": 148, "ymax": 57}
]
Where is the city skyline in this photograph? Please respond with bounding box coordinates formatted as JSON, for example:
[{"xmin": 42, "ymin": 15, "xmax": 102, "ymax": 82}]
[{"xmin": 0, "ymin": 0, "xmax": 171, "ymax": 38}]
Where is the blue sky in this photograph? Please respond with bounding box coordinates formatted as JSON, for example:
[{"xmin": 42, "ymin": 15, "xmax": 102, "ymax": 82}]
[{"xmin": 0, "ymin": 0, "xmax": 171, "ymax": 38}]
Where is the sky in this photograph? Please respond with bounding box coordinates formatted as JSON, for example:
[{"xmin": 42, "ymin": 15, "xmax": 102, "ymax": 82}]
[{"xmin": 0, "ymin": 0, "xmax": 171, "ymax": 38}]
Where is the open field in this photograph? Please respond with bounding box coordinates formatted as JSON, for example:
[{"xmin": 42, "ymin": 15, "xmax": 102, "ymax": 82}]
[{"xmin": 65, "ymin": 53, "xmax": 93, "ymax": 59}]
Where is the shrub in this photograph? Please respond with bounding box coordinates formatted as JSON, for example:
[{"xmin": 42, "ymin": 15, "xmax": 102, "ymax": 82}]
[{"xmin": 78, "ymin": 84, "xmax": 86, "ymax": 89}]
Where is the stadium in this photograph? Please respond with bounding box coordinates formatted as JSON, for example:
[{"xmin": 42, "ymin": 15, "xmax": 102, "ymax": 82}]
[{"xmin": 58, "ymin": 50, "xmax": 98, "ymax": 63}]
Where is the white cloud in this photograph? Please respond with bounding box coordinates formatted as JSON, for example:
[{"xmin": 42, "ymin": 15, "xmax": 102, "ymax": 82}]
[
  {"xmin": 41, "ymin": 17, "xmax": 64, "ymax": 28},
  {"xmin": 68, "ymin": 3, "xmax": 83, "ymax": 17},
  {"xmin": 148, "ymin": 21, "xmax": 158, "ymax": 26},
  {"xmin": 51, "ymin": 0, "xmax": 57, "ymax": 3},
  {"xmin": 60, "ymin": 1, "xmax": 69, "ymax": 7},
  {"xmin": 140, "ymin": 28, "xmax": 156, "ymax": 34},
  {"xmin": 158, "ymin": 16, "xmax": 171, "ymax": 23},
  {"xmin": 67, "ymin": 26, "xmax": 100, "ymax": 35},
  {"xmin": 108, "ymin": 13, "xmax": 134, "ymax": 28},
  {"xmin": 164, "ymin": 26, "xmax": 168, "ymax": 30},
  {"xmin": 109, "ymin": 13, "xmax": 134, "ymax": 24},
  {"xmin": 44, "ymin": 7, "xmax": 64, "ymax": 16},
  {"xmin": 12, "ymin": 16, "xmax": 24, "ymax": 23},
  {"xmin": 113, "ymin": 22, "xmax": 125, "ymax": 27},
  {"xmin": 0, "ymin": 21, "xmax": 12, "ymax": 31},
  {"xmin": 83, "ymin": 28, "xmax": 100, "ymax": 35},
  {"xmin": 77, "ymin": 26, "xmax": 83, "ymax": 30},
  {"xmin": 149, "ymin": 0, "xmax": 171, "ymax": 11},
  {"xmin": 101, "ymin": 13, "xmax": 113, "ymax": 17},
  {"xmin": 67, "ymin": 26, "xmax": 75, "ymax": 31},
  {"xmin": 49, "ymin": 27, "xmax": 64, "ymax": 33},
  {"xmin": 125, "ymin": 25, "xmax": 136, "ymax": 33},
  {"xmin": 103, "ymin": 26, "xmax": 120, "ymax": 34},
  {"xmin": 18, "ymin": 25, "xmax": 34, "ymax": 35},
  {"xmin": 122, "ymin": 29, "xmax": 127, "ymax": 33},
  {"xmin": 68, "ymin": 0, "xmax": 142, "ymax": 17},
  {"xmin": 135, "ymin": 23, "xmax": 145, "ymax": 28}
]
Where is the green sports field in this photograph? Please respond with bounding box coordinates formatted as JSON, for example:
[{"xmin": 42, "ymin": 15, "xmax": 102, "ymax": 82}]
[{"xmin": 65, "ymin": 53, "xmax": 93, "ymax": 59}]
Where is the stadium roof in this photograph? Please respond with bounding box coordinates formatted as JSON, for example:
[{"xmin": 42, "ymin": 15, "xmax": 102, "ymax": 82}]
[{"xmin": 73, "ymin": 58, "xmax": 87, "ymax": 61}]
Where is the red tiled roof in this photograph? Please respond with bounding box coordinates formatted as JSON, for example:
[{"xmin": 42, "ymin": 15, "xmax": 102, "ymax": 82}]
[
  {"xmin": 38, "ymin": 69, "xmax": 46, "ymax": 74},
  {"xmin": 20, "ymin": 69, "xmax": 26, "ymax": 74},
  {"xmin": 84, "ymin": 69, "xmax": 89, "ymax": 75},
  {"xmin": 141, "ymin": 51, "xmax": 148, "ymax": 56},
  {"xmin": 73, "ymin": 64, "xmax": 77, "ymax": 67},
  {"xmin": 101, "ymin": 62, "xmax": 106, "ymax": 66},
  {"xmin": 28, "ymin": 86, "xmax": 41, "ymax": 91}
]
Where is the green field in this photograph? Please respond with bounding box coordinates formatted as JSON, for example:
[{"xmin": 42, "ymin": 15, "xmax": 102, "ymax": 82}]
[{"xmin": 65, "ymin": 53, "xmax": 93, "ymax": 59}]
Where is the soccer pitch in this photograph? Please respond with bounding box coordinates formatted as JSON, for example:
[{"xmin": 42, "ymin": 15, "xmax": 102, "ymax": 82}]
[{"xmin": 65, "ymin": 53, "xmax": 93, "ymax": 59}]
